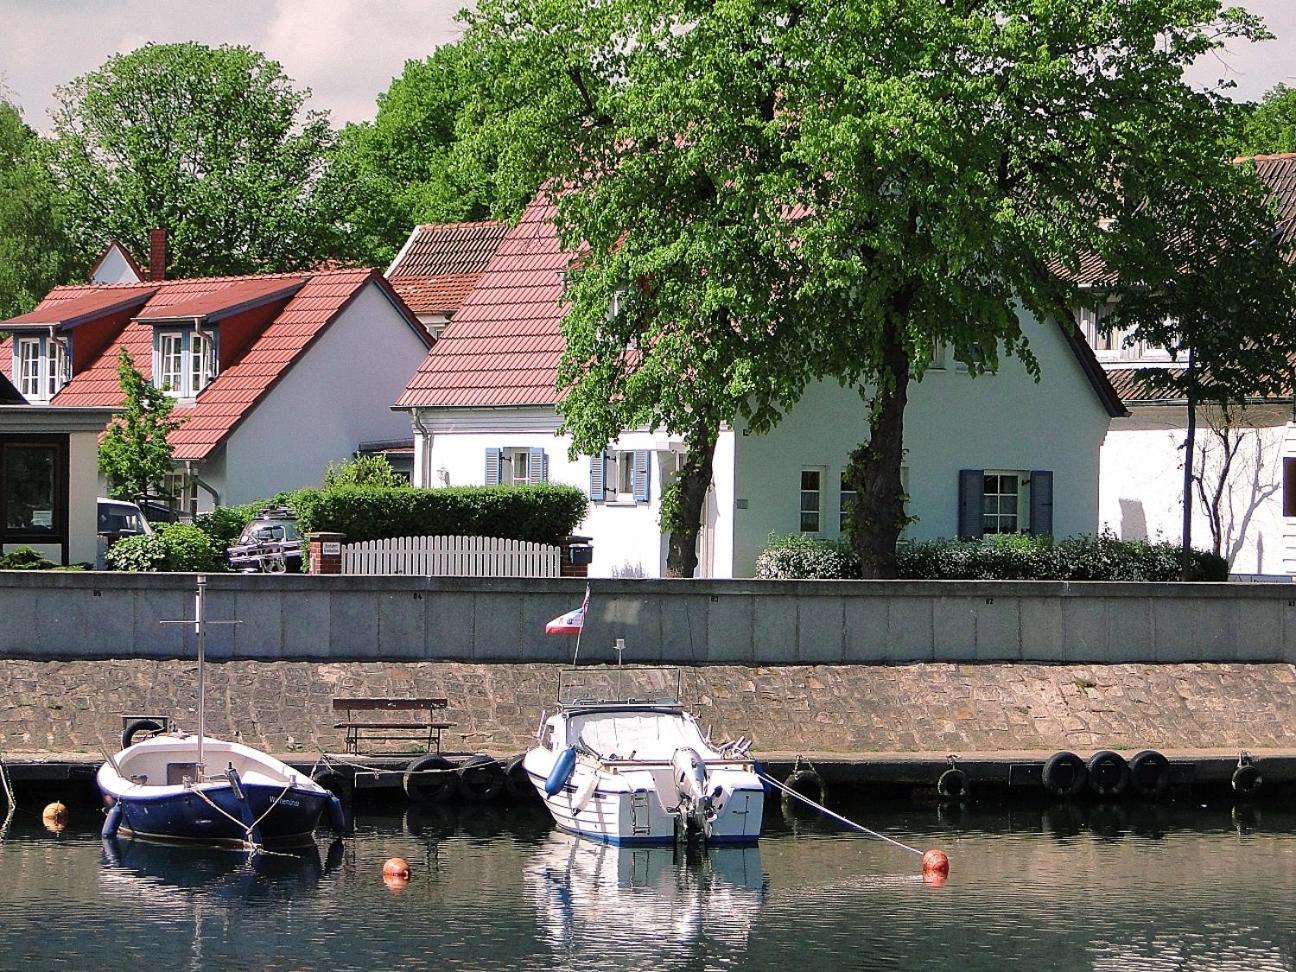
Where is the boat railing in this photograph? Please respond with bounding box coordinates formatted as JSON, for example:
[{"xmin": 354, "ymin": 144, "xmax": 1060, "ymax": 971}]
[{"xmin": 558, "ymin": 666, "xmax": 684, "ymax": 707}]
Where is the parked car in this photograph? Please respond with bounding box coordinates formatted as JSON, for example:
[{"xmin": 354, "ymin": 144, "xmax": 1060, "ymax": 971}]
[
  {"xmin": 227, "ymin": 507, "xmax": 305, "ymax": 573},
  {"xmin": 138, "ymin": 499, "xmax": 181, "ymax": 524},
  {"xmin": 97, "ymin": 498, "xmax": 154, "ymax": 544}
]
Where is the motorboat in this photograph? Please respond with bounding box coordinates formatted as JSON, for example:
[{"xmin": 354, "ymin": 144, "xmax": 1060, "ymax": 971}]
[
  {"xmin": 97, "ymin": 732, "xmax": 345, "ymax": 848},
  {"xmin": 523, "ymin": 667, "xmax": 765, "ymax": 845},
  {"xmin": 97, "ymin": 576, "xmax": 346, "ymax": 848}
]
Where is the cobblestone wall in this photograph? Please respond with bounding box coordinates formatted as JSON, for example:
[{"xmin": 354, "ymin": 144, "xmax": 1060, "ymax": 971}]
[{"xmin": 2, "ymin": 659, "xmax": 1293, "ymax": 757}]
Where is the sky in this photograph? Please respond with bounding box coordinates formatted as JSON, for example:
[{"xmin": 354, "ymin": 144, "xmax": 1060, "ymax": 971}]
[{"xmin": 1, "ymin": 0, "xmax": 1294, "ymax": 132}]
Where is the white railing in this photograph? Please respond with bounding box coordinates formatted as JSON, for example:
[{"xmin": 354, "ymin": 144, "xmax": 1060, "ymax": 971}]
[{"xmin": 341, "ymin": 535, "xmax": 561, "ymax": 577}]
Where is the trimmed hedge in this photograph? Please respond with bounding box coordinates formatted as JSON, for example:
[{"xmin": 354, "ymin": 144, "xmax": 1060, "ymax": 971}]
[
  {"xmin": 107, "ymin": 523, "xmax": 227, "ymax": 572},
  {"xmin": 293, "ymin": 484, "xmax": 589, "ymax": 546},
  {"xmin": 0, "ymin": 546, "xmax": 56, "ymax": 570},
  {"xmin": 755, "ymin": 532, "xmax": 1230, "ymax": 582}
]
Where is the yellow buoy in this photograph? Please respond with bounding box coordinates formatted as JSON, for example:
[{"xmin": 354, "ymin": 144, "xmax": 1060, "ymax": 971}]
[{"xmin": 42, "ymin": 801, "xmax": 68, "ymax": 833}]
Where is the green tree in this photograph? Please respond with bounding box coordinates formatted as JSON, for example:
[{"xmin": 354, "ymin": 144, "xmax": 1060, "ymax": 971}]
[
  {"xmin": 323, "ymin": 42, "xmax": 514, "ymax": 266},
  {"xmin": 0, "ymin": 99, "xmax": 77, "ymax": 318},
  {"xmin": 459, "ymin": 0, "xmax": 1277, "ymax": 577},
  {"xmin": 1238, "ymin": 84, "xmax": 1296, "ymax": 156},
  {"xmin": 322, "ymin": 454, "xmax": 410, "ymax": 489},
  {"xmin": 98, "ymin": 348, "xmax": 183, "ymax": 502},
  {"xmin": 47, "ymin": 42, "xmax": 339, "ymax": 279}
]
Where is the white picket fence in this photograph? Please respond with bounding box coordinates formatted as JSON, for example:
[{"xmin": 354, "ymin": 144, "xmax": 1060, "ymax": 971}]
[{"xmin": 341, "ymin": 535, "xmax": 561, "ymax": 577}]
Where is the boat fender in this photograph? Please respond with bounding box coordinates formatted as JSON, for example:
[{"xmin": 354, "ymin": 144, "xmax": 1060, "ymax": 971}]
[
  {"xmin": 752, "ymin": 760, "xmax": 773, "ymax": 795},
  {"xmin": 672, "ymin": 748, "xmax": 708, "ymax": 802},
  {"xmin": 1232, "ymin": 761, "xmax": 1263, "ymax": 796},
  {"xmin": 326, "ymin": 794, "xmax": 351, "ymax": 837},
  {"xmin": 572, "ymin": 772, "xmax": 599, "ymax": 814},
  {"xmin": 312, "ymin": 767, "xmax": 354, "ymax": 805},
  {"xmin": 503, "ymin": 754, "xmax": 533, "ymax": 800},
  {"xmin": 403, "ymin": 755, "xmax": 459, "ymax": 804},
  {"xmin": 781, "ymin": 767, "xmax": 827, "ymax": 811},
  {"xmin": 1042, "ymin": 751, "xmax": 1088, "ymax": 799},
  {"xmin": 100, "ymin": 802, "xmax": 124, "ymax": 839},
  {"xmin": 936, "ymin": 767, "xmax": 970, "ymax": 801},
  {"xmin": 121, "ymin": 718, "xmax": 163, "ymax": 750},
  {"xmin": 1128, "ymin": 750, "xmax": 1171, "ymax": 799},
  {"xmin": 1087, "ymin": 750, "xmax": 1130, "ymax": 798},
  {"xmin": 458, "ymin": 755, "xmax": 506, "ymax": 802},
  {"xmin": 545, "ymin": 747, "xmax": 577, "ymax": 797}
]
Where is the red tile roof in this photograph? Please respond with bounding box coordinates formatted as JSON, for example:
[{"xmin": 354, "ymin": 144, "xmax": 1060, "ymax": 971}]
[
  {"xmin": 390, "ymin": 273, "xmax": 484, "ymax": 316},
  {"xmin": 1, "ymin": 268, "xmax": 424, "ymax": 460},
  {"xmin": 396, "ymin": 201, "xmax": 568, "ymax": 408},
  {"xmin": 134, "ymin": 277, "xmax": 306, "ymax": 322},
  {"xmin": 388, "ymin": 221, "xmax": 508, "ymax": 277},
  {"xmin": 2, "ymin": 287, "xmax": 157, "ymax": 329}
]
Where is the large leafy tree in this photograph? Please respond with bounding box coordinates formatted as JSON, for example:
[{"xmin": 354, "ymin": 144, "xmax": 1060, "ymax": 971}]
[
  {"xmin": 98, "ymin": 348, "xmax": 183, "ymax": 502},
  {"xmin": 1238, "ymin": 84, "xmax": 1296, "ymax": 156},
  {"xmin": 47, "ymin": 43, "xmax": 339, "ymax": 278},
  {"xmin": 324, "ymin": 42, "xmax": 519, "ymax": 266},
  {"xmin": 459, "ymin": 0, "xmax": 1281, "ymax": 577},
  {"xmin": 0, "ymin": 99, "xmax": 77, "ymax": 318}
]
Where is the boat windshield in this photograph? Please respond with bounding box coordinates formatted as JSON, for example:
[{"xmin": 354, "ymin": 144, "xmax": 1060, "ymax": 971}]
[
  {"xmin": 569, "ymin": 710, "xmax": 709, "ymax": 760},
  {"xmin": 558, "ymin": 667, "xmax": 682, "ymax": 706}
]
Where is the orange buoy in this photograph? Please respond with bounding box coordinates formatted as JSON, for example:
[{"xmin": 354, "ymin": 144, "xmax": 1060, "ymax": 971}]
[
  {"xmin": 42, "ymin": 801, "xmax": 69, "ymax": 833},
  {"xmin": 921, "ymin": 848, "xmax": 949, "ymax": 879},
  {"xmin": 383, "ymin": 857, "xmax": 411, "ymax": 880}
]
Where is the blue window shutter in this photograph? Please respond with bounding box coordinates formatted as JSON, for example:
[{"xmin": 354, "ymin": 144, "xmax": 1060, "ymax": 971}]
[
  {"xmin": 958, "ymin": 469, "xmax": 984, "ymax": 540},
  {"xmin": 633, "ymin": 450, "xmax": 651, "ymax": 502},
  {"xmin": 528, "ymin": 447, "xmax": 546, "ymax": 484},
  {"xmin": 485, "ymin": 447, "xmax": 501, "ymax": 486},
  {"xmin": 589, "ymin": 452, "xmax": 605, "ymax": 500},
  {"xmin": 1029, "ymin": 470, "xmax": 1054, "ymax": 537}
]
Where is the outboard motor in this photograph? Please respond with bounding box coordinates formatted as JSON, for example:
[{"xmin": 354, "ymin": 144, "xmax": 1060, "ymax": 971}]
[{"xmin": 671, "ymin": 747, "xmax": 713, "ymax": 837}]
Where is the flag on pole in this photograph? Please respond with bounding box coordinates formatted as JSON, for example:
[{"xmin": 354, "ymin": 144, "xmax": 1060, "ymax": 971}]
[{"xmin": 545, "ymin": 585, "xmax": 590, "ymax": 635}]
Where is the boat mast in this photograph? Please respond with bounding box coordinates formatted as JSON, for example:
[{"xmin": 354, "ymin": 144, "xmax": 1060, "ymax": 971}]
[{"xmin": 195, "ymin": 574, "xmax": 206, "ymax": 781}]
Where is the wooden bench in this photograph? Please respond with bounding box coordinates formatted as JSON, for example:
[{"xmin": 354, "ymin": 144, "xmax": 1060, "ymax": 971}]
[{"xmin": 332, "ymin": 698, "xmax": 452, "ymax": 755}]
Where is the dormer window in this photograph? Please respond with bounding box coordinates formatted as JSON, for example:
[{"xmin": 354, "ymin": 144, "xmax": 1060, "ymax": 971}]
[
  {"xmin": 153, "ymin": 328, "xmax": 216, "ymax": 397},
  {"xmin": 12, "ymin": 335, "xmax": 70, "ymax": 402}
]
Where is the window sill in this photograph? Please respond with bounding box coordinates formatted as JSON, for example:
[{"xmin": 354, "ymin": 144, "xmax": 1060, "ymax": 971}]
[{"xmin": 603, "ymin": 498, "xmax": 641, "ymax": 508}]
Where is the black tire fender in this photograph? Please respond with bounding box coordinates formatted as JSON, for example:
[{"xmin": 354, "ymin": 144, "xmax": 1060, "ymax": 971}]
[
  {"xmin": 1128, "ymin": 750, "xmax": 1171, "ymax": 799},
  {"xmin": 121, "ymin": 718, "xmax": 164, "ymax": 750},
  {"xmin": 936, "ymin": 767, "xmax": 970, "ymax": 801},
  {"xmin": 781, "ymin": 767, "xmax": 827, "ymax": 812},
  {"xmin": 503, "ymin": 754, "xmax": 533, "ymax": 800},
  {"xmin": 1087, "ymin": 750, "xmax": 1130, "ymax": 798},
  {"xmin": 403, "ymin": 754, "xmax": 459, "ymax": 804},
  {"xmin": 312, "ymin": 767, "xmax": 354, "ymax": 805},
  {"xmin": 458, "ymin": 755, "xmax": 506, "ymax": 802},
  {"xmin": 1042, "ymin": 751, "xmax": 1088, "ymax": 798},
  {"xmin": 1232, "ymin": 762, "xmax": 1263, "ymax": 796}
]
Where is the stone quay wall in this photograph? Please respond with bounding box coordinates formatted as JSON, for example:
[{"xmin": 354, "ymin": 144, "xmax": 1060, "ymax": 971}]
[
  {"xmin": 4, "ymin": 572, "xmax": 1296, "ymax": 664},
  {"xmin": 2, "ymin": 659, "xmax": 1294, "ymax": 758}
]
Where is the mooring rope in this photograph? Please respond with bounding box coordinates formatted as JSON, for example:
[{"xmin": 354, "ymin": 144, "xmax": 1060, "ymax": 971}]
[
  {"xmin": 0, "ymin": 755, "xmax": 16, "ymax": 810},
  {"xmin": 758, "ymin": 771, "xmax": 924, "ymax": 856},
  {"xmin": 189, "ymin": 776, "xmax": 297, "ymax": 857}
]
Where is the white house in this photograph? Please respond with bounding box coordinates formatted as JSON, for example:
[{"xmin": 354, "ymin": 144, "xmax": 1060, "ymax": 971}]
[
  {"xmin": 395, "ymin": 199, "xmax": 1125, "ymax": 578},
  {"xmin": 1086, "ymin": 153, "xmax": 1296, "ymax": 578},
  {"xmin": 0, "ymin": 233, "xmax": 431, "ymax": 519}
]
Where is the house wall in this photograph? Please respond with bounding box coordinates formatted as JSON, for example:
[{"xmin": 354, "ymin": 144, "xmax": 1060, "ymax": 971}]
[
  {"xmin": 68, "ymin": 428, "xmax": 101, "ymax": 564},
  {"xmin": 216, "ymin": 284, "xmax": 427, "ymax": 505},
  {"xmin": 413, "ymin": 407, "xmax": 685, "ymax": 578},
  {"xmin": 1099, "ymin": 404, "xmax": 1292, "ymax": 577},
  {"xmin": 731, "ymin": 313, "xmax": 1112, "ymax": 574},
  {"xmin": 90, "ymin": 247, "xmax": 142, "ymax": 285}
]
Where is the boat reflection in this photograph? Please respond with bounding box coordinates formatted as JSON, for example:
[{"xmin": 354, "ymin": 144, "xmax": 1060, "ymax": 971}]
[
  {"xmin": 526, "ymin": 831, "xmax": 767, "ymax": 957},
  {"xmin": 99, "ymin": 835, "xmax": 343, "ymax": 903}
]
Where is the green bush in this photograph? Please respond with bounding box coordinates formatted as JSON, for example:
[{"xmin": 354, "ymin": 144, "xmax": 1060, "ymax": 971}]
[
  {"xmin": 0, "ymin": 546, "xmax": 56, "ymax": 570},
  {"xmin": 194, "ymin": 491, "xmax": 302, "ymax": 548},
  {"xmin": 755, "ymin": 531, "xmax": 1230, "ymax": 581},
  {"xmin": 322, "ymin": 454, "xmax": 409, "ymax": 489},
  {"xmin": 755, "ymin": 534, "xmax": 860, "ymax": 579},
  {"xmin": 107, "ymin": 523, "xmax": 226, "ymax": 572},
  {"xmin": 294, "ymin": 484, "xmax": 589, "ymax": 545}
]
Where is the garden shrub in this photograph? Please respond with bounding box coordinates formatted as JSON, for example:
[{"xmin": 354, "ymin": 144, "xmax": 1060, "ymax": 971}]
[
  {"xmin": 755, "ymin": 534, "xmax": 860, "ymax": 579},
  {"xmin": 107, "ymin": 523, "xmax": 226, "ymax": 572},
  {"xmin": 294, "ymin": 484, "xmax": 589, "ymax": 545},
  {"xmin": 322, "ymin": 454, "xmax": 409, "ymax": 489},
  {"xmin": 0, "ymin": 546, "xmax": 56, "ymax": 570}
]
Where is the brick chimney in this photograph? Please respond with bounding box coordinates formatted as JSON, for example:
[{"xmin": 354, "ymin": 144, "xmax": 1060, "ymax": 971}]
[{"xmin": 148, "ymin": 228, "xmax": 167, "ymax": 281}]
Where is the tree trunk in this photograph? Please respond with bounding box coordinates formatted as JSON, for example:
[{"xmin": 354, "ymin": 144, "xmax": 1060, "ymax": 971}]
[
  {"xmin": 848, "ymin": 313, "xmax": 911, "ymax": 579},
  {"xmin": 664, "ymin": 422, "xmax": 718, "ymax": 578},
  {"xmin": 1180, "ymin": 346, "xmax": 1197, "ymax": 581}
]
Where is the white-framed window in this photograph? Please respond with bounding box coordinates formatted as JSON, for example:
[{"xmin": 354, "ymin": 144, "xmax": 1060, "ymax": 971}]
[
  {"xmin": 501, "ymin": 448, "xmax": 530, "ymax": 485},
  {"xmin": 155, "ymin": 329, "xmax": 216, "ymax": 397},
  {"xmin": 162, "ymin": 471, "xmax": 198, "ymax": 518},
  {"xmin": 13, "ymin": 335, "xmax": 69, "ymax": 402},
  {"xmin": 839, "ymin": 470, "xmax": 855, "ymax": 533},
  {"xmin": 1075, "ymin": 303, "xmax": 1169, "ymax": 362},
  {"xmin": 487, "ymin": 446, "xmax": 548, "ymax": 486},
  {"xmin": 982, "ymin": 471, "xmax": 1028, "ymax": 535},
  {"xmin": 800, "ymin": 467, "xmax": 823, "ymax": 533},
  {"xmin": 589, "ymin": 449, "xmax": 650, "ymax": 503}
]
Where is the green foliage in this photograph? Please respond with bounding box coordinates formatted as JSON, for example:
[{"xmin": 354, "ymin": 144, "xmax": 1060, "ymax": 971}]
[
  {"xmin": 47, "ymin": 42, "xmax": 340, "ymax": 277},
  {"xmin": 107, "ymin": 522, "xmax": 225, "ymax": 572},
  {"xmin": 97, "ymin": 348, "xmax": 182, "ymax": 501},
  {"xmin": 193, "ymin": 502, "xmax": 264, "ymax": 548},
  {"xmin": 294, "ymin": 484, "xmax": 588, "ymax": 545},
  {"xmin": 323, "ymin": 43, "xmax": 508, "ymax": 265},
  {"xmin": 0, "ymin": 546, "xmax": 56, "ymax": 570},
  {"xmin": 0, "ymin": 99, "xmax": 77, "ymax": 319},
  {"xmin": 754, "ymin": 534, "xmax": 859, "ymax": 580},
  {"xmin": 322, "ymin": 454, "xmax": 409, "ymax": 490},
  {"xmin": 1238, "ymin": 84, "xmax": 1296, "ymax": 156}
]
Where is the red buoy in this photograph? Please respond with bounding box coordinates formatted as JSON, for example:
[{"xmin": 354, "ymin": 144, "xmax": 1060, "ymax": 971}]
[
  {"xmin": 921, "ymin": 848, "xmax": 949, "ymax": 879},
  {"xmin": 383, "ymin": 857, "xmax": 411, "ymax": 880}
]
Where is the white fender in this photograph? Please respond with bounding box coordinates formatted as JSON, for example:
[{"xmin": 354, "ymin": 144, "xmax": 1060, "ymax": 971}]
[
  {"xmin": 571, "ymin": 770, "xmax": 600, "ymax": 814},
  {"xmin": 671, "ymin": 747, "xmax": 708, "ymax": 803}
]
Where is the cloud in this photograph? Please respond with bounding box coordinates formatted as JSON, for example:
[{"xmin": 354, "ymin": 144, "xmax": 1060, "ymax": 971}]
[{"xmin": 262, "ymin": 0, "xmax": 466, "ymax": 126}]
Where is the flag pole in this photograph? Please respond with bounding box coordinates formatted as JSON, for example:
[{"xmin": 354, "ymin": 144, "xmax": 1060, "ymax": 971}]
[{"xmin": 570, "ymin": 584, "xmax": 590, "ymax": 669}]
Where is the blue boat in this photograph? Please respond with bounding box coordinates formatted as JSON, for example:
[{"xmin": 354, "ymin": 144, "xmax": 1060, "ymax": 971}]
[{"xmin": 96, "ymin": 576, "xmax": 346, "ymax": 849}]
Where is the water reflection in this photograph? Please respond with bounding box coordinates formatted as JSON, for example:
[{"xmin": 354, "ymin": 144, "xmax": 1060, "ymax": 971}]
[{"xmin": 526, "ymin": 832, "xmax": 766, "ymax": 959}]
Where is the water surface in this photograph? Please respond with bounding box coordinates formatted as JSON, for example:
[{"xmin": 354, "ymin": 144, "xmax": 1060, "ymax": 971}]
[{"xmin": 0, "ymin": 798, "xmax": 1292, "ymax": 970}]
